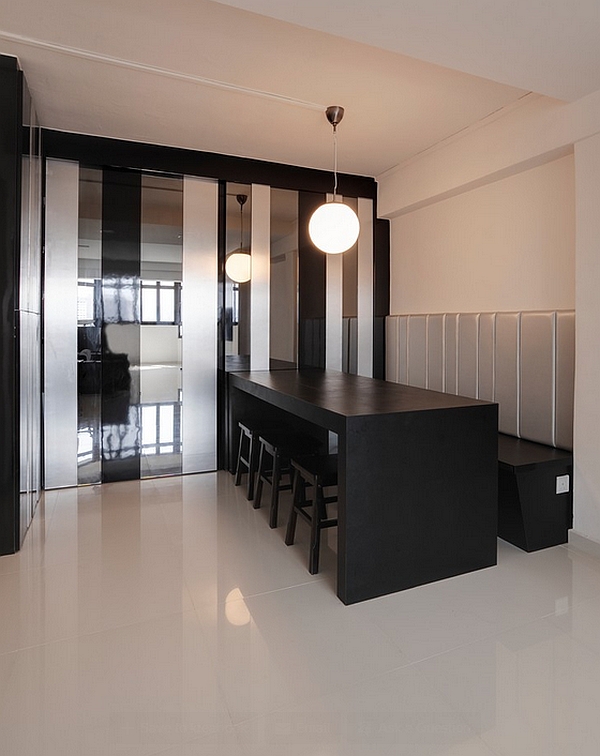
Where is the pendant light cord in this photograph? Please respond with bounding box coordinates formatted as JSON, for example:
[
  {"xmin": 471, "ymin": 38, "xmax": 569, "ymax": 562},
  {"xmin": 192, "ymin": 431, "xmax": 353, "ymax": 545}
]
[
  {"xmin": 333, "ymin": 124, "xmax": 338, "ymax": 199},
  {"xmin": 235, "ymin": 194, "xmax": 247, "ymax": 251}
]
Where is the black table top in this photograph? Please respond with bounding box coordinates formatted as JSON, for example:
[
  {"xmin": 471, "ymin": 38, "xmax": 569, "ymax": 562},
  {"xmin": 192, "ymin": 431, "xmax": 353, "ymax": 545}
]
[
  {"xmin": 229, "ymin": 369, "xmax": 494, "ymax": 420},
  {"xmin": 225, "ymin": 356, "xmax": 296, "ymax": 372}
]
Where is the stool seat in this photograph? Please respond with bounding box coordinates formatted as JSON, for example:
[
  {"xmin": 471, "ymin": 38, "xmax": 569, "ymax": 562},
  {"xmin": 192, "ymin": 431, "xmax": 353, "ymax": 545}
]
[
  {"xmin": 290, "ymin": 454, "xmax": 338, "ymax": 488},
  {"xmin": 286, "ymin": 454, "xmax": 338, "ymax": 575},
  {"xmin": 254, "ymin": 431, "xmax": 321, "ymax": 528}
]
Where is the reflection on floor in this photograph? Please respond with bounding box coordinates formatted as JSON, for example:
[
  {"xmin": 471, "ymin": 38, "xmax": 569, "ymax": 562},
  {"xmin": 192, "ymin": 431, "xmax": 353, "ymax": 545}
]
[
  {"xmin": 2, "ymin": 473, "xmax": 600, "ymax": 755},
  {"xmin": 77, "ymin": 364, "xmax": 182, "ymax": 478}
]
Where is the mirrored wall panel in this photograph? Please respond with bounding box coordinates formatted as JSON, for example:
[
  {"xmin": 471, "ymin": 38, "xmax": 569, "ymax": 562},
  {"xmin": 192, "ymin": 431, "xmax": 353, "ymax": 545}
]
[
  {"xmin": 101, "ymin": 169, "xmax": 142, "ymax": 483},
  {"xmin": 77, "ymin": 167, "xmax": 102, "ymax": 484},
  {"xmin": 47, "ymin": 161, "xmax": 218, "ymax": 488},
  {"xmin": 224, "ymin": 183, "xmax": 252, "ymax": 371},
  {"xmin": 19, "ymin": 83, "xmax": 42, "ymax": 542},
  {"xmin": 270, "ymin": 188, "xmax": 298, "ymax": 369},
  {"xmin": 78, "ymin": 168, "xmax": 143, "ymax": 484},
  {"xmin": 140, "ymin": 174, "xmax": 183, "ymax": 478}
]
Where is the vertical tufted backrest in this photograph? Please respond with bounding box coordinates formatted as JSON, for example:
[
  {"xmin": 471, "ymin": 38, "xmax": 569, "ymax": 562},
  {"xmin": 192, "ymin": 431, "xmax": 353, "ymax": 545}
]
[{"xmin": 385, "ymin": 310, "xmax": 575, "ymax": 450}]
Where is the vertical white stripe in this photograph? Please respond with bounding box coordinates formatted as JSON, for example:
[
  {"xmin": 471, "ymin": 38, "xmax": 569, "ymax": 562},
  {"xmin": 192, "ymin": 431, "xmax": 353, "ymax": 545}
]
[
  {"xmin": 357, "ymin": 197, "xmax": 374, "ymax": 377},
  {"xmin": 385, "ymin": 316, "xmax": 398, "ymax": 382},
  {"xmin": 182, "ymin": 177, "xmax": 218, "ymax": 473},
  {"xmin": 44, "ymin": 159, "xmax": 79, "ymax": 488},
  {"xmin": 326, "ymin": 253, "xmax": 343, "ymax": 370}
]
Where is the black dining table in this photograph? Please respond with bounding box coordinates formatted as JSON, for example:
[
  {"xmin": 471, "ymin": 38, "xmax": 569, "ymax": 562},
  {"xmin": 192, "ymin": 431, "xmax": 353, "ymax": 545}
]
[{"xmin": 228, "ymin": 369, "xmax": 498, "ymax": 605}]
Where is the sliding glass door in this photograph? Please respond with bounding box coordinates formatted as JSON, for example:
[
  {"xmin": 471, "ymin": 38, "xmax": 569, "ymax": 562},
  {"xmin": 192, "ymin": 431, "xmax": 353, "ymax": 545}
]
[{"xmin": 45, "ymin": 160, "xmax": 218, "ymax": 487}]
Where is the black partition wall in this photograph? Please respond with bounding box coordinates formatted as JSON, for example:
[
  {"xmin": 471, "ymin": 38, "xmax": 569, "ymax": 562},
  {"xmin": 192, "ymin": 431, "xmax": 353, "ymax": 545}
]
[
  {"xmin": 0, "ymin": 56, "xmax": 21, "ymax": 556},
  {"xmin": 2, "ymin": 121, "xmax": 387, "ymax": 553},
  {"xmin": 0, "ymin": 55, "xmax": 43, "ymax": 556}
]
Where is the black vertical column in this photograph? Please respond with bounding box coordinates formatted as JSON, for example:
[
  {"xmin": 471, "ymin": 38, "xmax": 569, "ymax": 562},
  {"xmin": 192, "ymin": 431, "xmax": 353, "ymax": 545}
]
[
  {"xmin": 373, "ymin": 218, "xmax": 390, "ymax": 380},
  {"xmin": 0, "ymin": 57, "xmax": 22, "ymax": 555},
  {"xmin": 101, "ymin": 168, "xmax": 142, "ymax": 482},
  {"xmin": 298, "ymin": 191, "xmax": 326, "ymax": 369}
]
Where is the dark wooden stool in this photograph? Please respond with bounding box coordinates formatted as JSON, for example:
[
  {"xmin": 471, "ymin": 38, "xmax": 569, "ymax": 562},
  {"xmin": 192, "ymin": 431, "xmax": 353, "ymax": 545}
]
[
  {"xmin": 285, "ymin": 454, "xmax": 338, "ymax": 574},
  {"xmin": 254, "ymin": 431, "xmax": 321, "ymax": 528},
  {"xmin": 233, "ymin": 421, "xmax": 266, "ymax": 500}
]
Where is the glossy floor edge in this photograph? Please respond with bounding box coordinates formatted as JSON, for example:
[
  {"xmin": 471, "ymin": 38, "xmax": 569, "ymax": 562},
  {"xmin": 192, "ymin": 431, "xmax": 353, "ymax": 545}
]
[{"xmin": 1, "ymin": 472, "xmax": 600, "ymax": 755}]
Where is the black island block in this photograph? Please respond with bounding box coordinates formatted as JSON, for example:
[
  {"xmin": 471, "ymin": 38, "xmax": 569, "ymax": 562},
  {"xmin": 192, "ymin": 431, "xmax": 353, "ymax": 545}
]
[{"xmin": 228, "ymin": 370, "xmax": 499, "ymax": 604}]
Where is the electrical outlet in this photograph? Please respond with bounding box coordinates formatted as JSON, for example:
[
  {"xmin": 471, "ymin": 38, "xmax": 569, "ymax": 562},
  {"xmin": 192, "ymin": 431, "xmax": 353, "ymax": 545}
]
[{"xmin": 556, "ymin": 474, "xmax": 570, "ymax": 495}]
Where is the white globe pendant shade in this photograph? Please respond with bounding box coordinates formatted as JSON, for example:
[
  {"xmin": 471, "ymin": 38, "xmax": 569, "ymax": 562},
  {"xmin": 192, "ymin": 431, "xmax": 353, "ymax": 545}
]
[
  {"xmin": 225, "ymin": 250, "xmax": 252, "ymax": 283},
  {"xmin": 308, "ymin": 201, "xmax": 360, "ymax": 254}
]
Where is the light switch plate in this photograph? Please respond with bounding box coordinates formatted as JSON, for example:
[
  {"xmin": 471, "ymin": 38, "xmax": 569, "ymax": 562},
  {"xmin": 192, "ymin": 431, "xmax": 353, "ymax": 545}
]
[{"xmin": 556, "ymin": 474, "xmax": 570, "ymax": 495}]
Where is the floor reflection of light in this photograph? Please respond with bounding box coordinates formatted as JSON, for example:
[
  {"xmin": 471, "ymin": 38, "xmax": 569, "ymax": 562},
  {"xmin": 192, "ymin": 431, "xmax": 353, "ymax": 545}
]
[{"xmin": 225, "ymin": 588, "xmax": 251, "ymax": 626}]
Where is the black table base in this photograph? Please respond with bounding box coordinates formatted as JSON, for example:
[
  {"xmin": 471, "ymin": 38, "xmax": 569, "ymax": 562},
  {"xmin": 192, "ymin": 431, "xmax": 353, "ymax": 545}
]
[{"xmin": 228, "ymin": 370, "xmax": 498, "ymax": 604}]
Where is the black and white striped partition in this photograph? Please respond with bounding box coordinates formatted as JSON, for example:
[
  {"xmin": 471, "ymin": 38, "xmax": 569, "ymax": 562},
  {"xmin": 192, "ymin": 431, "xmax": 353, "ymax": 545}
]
[
  {"xmin": 342, "ymin": 317, "xmax": 358, "ymax": 375},
  {"xmin": 386, "ymin": 310, "xmax": 575, "ymax": 450}
]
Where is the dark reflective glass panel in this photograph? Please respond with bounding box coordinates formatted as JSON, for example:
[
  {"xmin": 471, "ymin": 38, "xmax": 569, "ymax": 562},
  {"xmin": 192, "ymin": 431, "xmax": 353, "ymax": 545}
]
[
  {"xmin": 270, "ymin": 188, "xmax": 298, "ymax": 369},
  {"xmin": 100, "ymin": 168, "xmax": 142, "ymax": 483}
]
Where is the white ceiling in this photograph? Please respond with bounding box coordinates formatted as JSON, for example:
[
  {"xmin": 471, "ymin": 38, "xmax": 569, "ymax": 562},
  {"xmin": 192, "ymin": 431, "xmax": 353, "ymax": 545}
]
[
  {"xmin": 217, "ymin": 0, "xmax": 600, "ymax": 102},
  {"xmin": 1, "ymin": 0, "xmax": 588, "ymax": 177}
]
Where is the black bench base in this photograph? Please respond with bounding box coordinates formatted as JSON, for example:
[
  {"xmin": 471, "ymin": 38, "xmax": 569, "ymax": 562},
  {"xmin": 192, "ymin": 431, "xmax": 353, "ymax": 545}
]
[{"xmin": 498, "ymin": 434, "xmax": 573, "ymax": 552}]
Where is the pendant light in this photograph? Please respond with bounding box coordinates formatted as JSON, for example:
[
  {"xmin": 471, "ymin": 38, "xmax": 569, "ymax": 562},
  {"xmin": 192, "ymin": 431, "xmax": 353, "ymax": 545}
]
[
  {"xmin": 225, "ymin": 194, "xmax": 251, "ymax": 283},
  {"xmin": 308, "ymin": 105, "xmax": 360, "ymax": 255}
]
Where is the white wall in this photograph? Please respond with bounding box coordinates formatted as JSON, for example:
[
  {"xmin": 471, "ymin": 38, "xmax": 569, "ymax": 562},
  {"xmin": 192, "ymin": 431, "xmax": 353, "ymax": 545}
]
[
  {"xmin": 574, "ymin": 133, "xmax": 600, "ymax": 543},
  {"xmin": 378, "ymin": 87, "xmax": 600, "ymax": 546},
  {"xmin": 390, "ymin": 155, "xmax": 575, "ymax": 314}
]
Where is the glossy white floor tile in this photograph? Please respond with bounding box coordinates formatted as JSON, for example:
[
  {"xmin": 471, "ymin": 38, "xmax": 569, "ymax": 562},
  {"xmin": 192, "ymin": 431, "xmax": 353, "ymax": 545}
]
[
  {"xmin": 234, "ymin": 664, "xmax": 498, "ymax": 756},
  {"xmin": 201, "ymin": 579, "xmax": 406, "ymax": 724},
  {"xmin": 414, "ymin": 617, "xmax": 600, "ymax": 756},
  {"xmin": 0, "ymin": 612, "xmax": 232, "ymax": 755},
  {"xmin": 1, "ymin": 472, "xmax": 600, "ymax": 755}
]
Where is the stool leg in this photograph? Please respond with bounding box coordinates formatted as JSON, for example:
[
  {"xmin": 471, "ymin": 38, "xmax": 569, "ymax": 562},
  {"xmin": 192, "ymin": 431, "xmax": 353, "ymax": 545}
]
[
  {"xmin": 234, "ymin": 430, "xmax": 245, "ymax": 486},
  {"xmin": 268, "ymin": 453, "xmax": 282, "ymax": 528},
  {"xmin": 285, "ymin": 470, "xmax": 303, "ymax": 545},
  {"xmin": 308, "ymin": 482, "xmax": 323, "ymax": 575},
  {"xmin": 253, "ymin": 444, "xmax": 265, "ymax": 509},
  {"xmin": 246, "ymin": 434, "xmax": 258, "ymax": 501}
]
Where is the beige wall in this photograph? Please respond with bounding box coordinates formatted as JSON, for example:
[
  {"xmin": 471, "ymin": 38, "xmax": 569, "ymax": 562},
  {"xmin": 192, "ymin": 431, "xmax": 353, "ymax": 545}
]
[
  {"xmin": 378, "ymin": 88, "xmax": 600, "ymax": 545},
  {"xmin": 269, "ymin": 232, "xmax": 297, "ymax": 363},
  {"xmin": 390, "ymin": 154, "xmax": 575, "ymax": 315}
]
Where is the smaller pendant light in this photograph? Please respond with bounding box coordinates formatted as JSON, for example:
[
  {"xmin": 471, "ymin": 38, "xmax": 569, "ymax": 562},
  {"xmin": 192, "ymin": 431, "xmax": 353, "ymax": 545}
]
[
  {"xmin": 308, "ymin": 106, "xmax": 360, "ymax": 255},
  {"xmin": 225, "ymin": 194, "xmax": 252, "ymax": 283}
]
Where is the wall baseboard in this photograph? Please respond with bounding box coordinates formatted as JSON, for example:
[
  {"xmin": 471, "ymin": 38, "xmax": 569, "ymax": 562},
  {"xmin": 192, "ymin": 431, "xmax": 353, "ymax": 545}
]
[{"xmin": 567, "ymin": 530, "xmax": 600, "ymax": 561}]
